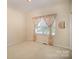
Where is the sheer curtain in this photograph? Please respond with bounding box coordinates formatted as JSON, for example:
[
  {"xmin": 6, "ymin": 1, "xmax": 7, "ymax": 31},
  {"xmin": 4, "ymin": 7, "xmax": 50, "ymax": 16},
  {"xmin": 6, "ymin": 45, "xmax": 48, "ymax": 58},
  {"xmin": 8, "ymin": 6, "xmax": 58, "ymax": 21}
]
[
  {"xmin": 43, "ymin": 15, "xmax": 56, "ymax": 45},
  {"xmin": 32, "ymin": 14, "xmax": 56, "ymax": 45}
]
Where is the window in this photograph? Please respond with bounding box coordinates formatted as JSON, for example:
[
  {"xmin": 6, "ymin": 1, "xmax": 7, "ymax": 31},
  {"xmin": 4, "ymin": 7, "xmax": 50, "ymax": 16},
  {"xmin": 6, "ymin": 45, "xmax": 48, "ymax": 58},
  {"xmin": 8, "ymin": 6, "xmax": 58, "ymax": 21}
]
[{"xmin": 34, "ymin": 15, "xmax": 56, "ymax": 36}]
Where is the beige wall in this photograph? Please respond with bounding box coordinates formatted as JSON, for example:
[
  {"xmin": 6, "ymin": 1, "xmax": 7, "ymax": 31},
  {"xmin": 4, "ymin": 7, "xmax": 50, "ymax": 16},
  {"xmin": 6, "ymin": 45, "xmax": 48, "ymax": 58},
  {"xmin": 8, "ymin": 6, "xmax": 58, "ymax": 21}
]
[
  {"xmin": 7, "ymin": 0, "xmax": 72, "ymax": 49},
  {"xmin": 7, "ymin": 8, "xmax": 27, "ymax": 46},
  {"xmin": 25, "ymin": 1, "xmax": 72, "ymax": 49}
]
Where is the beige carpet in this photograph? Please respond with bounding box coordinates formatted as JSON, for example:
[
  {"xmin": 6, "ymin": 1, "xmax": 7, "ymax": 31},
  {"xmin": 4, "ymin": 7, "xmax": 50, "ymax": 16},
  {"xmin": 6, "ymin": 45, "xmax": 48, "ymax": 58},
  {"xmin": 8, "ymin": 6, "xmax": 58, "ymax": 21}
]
[{"xmin": 8, "ymin": 41, "xmax": 72, "ymax": 59}]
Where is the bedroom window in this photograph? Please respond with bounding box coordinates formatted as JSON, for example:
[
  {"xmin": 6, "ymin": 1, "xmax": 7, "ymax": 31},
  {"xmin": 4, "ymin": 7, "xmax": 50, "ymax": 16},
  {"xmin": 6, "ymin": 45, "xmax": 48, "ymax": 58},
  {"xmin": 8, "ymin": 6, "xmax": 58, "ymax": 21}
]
[{"xmin": 34, "ymin": 14, "xmax": 56, "ymax": 36}]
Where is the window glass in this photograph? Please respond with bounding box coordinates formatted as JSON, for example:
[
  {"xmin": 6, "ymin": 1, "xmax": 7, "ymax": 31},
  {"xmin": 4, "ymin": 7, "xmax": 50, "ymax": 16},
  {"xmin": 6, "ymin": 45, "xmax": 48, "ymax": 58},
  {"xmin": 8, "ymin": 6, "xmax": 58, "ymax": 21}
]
[{"xmin": 35, "ymin": 16, "xmax": 56, "ymax": 35}]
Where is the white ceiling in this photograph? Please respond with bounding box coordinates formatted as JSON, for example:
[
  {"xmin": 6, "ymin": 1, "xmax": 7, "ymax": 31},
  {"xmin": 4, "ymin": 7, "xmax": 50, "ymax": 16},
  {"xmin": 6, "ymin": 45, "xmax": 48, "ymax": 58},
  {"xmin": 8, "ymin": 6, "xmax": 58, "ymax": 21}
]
[{"xmin": 7, "ymin": 0, "xmax": 70, "ymax": 12}]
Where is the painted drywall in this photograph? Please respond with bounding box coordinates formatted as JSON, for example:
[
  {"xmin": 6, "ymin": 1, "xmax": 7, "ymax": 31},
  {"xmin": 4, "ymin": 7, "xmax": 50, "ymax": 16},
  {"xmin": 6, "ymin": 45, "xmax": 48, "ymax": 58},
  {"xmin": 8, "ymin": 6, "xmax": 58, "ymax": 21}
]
[
  {"xmin": 7, "ymin": 7, "xmax": 27, "ymax": 46},
  {"xmin": 25, "ymin": 1, "xmax": 72, "ymax": 49}
]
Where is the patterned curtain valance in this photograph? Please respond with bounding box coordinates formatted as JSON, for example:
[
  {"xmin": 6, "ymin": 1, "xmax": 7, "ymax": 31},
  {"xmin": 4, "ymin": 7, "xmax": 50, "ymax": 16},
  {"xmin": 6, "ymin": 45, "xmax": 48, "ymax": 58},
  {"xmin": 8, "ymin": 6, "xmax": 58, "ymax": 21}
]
[
  {"xmin": 32, "ymin": 14, "xmax": 56, "ymax": 19},
  {"xmin": 32, "ymin": 14, "xmax": 56, "ymax": 27}
]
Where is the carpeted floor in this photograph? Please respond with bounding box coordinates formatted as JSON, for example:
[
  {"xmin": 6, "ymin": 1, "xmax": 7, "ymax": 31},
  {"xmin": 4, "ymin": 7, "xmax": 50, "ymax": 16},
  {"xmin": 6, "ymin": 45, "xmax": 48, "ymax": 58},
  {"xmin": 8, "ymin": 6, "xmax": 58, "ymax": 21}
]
[{"xmin": 8, "ymin": 41, "xmax": 72, "ymax": 59}]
